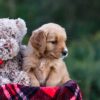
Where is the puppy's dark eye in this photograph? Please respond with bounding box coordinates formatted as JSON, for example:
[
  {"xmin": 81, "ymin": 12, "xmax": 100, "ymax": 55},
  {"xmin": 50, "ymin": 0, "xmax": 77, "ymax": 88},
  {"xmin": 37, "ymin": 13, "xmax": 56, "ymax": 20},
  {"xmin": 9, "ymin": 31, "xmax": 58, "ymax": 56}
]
[{"xmin": 51, "ymin": 41, "xmax": 57, "ymax": 44}]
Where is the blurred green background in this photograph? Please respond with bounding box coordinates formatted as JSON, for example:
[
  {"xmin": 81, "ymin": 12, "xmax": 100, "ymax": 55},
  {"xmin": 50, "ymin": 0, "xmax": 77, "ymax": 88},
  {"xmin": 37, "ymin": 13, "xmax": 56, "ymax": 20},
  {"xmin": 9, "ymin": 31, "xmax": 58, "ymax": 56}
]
[{"xmin": 0, "ymin": 0, "xmax": 100, "ymax": 99}]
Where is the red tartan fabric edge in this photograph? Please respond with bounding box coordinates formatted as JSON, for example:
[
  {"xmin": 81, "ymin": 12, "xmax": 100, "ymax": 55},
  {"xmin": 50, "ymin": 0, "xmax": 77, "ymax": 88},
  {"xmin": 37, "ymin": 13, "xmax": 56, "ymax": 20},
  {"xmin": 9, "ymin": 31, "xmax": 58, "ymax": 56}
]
[{"xmin": 0, "ymin": 80, "xmax": 82, "ymax": 100}]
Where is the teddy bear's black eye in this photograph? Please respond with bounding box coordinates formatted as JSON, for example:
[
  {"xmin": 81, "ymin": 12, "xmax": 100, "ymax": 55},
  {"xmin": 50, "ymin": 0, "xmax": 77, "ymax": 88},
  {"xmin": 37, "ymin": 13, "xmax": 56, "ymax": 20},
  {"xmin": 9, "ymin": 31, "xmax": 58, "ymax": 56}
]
[{"xmin": 12, "ymin": 34, "xmax": 15, "ymax": 38}]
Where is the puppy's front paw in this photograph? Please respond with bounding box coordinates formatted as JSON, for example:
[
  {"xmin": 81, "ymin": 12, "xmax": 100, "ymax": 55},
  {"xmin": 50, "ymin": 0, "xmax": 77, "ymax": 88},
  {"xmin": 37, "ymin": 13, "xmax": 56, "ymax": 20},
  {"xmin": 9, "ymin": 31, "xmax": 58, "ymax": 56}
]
[
  {"xmin": 46, "ymin": 79, "xmax": 60, "ymax": 86},
  {"xmin": 31, "ymin": 80, "xmax": 40, "ymax": 87},
  {"xmin": 28, "ymin": 72, "xmax": 40, "ymax": 86}
]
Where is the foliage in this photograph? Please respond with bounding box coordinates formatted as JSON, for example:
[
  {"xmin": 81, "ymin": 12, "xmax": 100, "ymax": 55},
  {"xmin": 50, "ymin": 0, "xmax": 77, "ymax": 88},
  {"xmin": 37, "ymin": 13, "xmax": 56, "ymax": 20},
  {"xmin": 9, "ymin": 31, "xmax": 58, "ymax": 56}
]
[{"xmin": 65, "ymin": 33, "xmax": 100, "ymax": 100}]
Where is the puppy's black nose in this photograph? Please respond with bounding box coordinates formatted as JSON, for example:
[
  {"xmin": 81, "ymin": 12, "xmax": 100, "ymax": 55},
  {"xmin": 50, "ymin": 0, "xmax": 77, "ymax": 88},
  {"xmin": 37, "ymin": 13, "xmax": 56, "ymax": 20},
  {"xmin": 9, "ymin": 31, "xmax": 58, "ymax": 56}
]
[{"xmin": 62, "ymin": 49, "xmax": 68, "ymax": 56}]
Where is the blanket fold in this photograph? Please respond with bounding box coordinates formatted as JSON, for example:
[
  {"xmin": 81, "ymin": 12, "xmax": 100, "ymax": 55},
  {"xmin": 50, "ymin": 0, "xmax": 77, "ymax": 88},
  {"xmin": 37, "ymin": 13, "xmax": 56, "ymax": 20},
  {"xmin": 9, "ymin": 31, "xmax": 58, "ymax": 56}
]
[{"xmin": 0, "ymin": 80, "xmax": 82, "ymax": 100}]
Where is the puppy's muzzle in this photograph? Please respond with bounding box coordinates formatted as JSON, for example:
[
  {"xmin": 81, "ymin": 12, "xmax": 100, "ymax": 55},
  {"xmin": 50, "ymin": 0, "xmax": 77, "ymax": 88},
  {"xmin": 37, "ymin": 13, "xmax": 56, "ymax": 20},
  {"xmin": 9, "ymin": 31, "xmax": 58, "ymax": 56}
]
[{"xmin": 62, "ymin": 48, "xmax": 68, "ymax": 57}]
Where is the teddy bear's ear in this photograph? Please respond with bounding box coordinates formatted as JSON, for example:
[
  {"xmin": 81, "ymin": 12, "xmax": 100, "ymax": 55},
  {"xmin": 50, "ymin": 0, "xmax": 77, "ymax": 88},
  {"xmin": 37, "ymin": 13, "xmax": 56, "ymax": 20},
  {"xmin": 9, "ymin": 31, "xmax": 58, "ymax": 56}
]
[
  {"xmin": 16, "ymin": 18, "xmax": 27, "ymax": 35},
  {"xmin": 16, "ymin": 18, "xmax": 26, "ymax": 29},
  {"xmin": 15, "ymin": 18, "xmax": 27, "ymax": 42},
  {"xmin": 30, "ymin": 30, "xmax": 46, "ymax": 55}
]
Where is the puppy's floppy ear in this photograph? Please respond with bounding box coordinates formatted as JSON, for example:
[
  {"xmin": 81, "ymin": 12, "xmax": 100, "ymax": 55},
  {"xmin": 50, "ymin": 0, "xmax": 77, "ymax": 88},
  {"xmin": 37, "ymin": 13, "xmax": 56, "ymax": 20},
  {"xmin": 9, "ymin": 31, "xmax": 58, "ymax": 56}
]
[{"xmin": 30, "ymin": 30, "xmax": 46, "ymax": 54}]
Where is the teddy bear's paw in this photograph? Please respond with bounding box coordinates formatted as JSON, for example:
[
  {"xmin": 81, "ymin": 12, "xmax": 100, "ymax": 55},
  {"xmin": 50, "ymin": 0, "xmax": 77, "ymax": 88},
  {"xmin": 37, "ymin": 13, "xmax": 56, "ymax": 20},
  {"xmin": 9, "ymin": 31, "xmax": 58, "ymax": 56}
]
[
  {"xmin": 13, "ymin": 71, "xmax": 31, "ymax": 86},
  {"xmin": 0, "ymin": 76, "xmax": 11, "ymax": 85}
]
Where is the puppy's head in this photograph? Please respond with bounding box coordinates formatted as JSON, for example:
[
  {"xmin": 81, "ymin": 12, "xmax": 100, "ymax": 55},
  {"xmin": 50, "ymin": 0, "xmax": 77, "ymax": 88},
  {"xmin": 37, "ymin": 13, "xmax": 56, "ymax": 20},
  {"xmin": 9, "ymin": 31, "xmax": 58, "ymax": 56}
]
[{"xmin": 30, "ymin": 23, "xmax": 68, "ymax": 59}]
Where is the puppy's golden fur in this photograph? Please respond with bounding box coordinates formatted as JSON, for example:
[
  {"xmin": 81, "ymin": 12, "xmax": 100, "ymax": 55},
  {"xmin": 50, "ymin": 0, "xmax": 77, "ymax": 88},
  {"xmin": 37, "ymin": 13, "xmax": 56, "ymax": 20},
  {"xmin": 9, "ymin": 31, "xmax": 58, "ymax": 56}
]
[{"xmin": 23, "ymin": 23, "xmax": 70, "ymax": 86}]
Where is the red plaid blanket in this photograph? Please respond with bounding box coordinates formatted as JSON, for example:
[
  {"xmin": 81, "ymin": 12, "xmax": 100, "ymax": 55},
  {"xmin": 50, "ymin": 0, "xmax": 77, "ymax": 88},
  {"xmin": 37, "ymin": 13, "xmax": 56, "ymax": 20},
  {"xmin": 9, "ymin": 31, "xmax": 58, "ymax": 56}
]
[{"xmin": 0, "ymin": 80, "xmax": 82, "ymax": 100}]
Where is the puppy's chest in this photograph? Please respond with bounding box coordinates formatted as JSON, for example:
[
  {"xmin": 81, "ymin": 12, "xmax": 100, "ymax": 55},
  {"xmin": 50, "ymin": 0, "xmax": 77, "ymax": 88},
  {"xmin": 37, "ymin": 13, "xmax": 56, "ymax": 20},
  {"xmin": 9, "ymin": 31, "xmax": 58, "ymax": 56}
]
[
  {"xmin": 35, "ymin": 59, "xmax": 50, "ymax": 74},
  {"xmin": 34, "ymin": 59, "xmax": 51, "ymax": 83}
]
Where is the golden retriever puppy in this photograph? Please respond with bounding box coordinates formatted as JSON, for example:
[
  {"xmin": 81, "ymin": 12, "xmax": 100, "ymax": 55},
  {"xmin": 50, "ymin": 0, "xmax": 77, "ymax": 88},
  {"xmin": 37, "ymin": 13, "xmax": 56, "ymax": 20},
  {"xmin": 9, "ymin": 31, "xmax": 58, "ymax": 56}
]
[{"xmin": 23, "ymin": 23, "xmax": 70, "ymax": 86}]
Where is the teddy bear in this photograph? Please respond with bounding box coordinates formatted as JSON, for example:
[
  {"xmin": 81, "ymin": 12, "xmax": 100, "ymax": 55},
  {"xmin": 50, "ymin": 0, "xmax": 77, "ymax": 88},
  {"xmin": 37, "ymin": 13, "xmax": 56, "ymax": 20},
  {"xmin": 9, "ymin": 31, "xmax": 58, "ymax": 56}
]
[{"xmin": 0, "ymin": 18, "xmax": 31, "ymax": 86}]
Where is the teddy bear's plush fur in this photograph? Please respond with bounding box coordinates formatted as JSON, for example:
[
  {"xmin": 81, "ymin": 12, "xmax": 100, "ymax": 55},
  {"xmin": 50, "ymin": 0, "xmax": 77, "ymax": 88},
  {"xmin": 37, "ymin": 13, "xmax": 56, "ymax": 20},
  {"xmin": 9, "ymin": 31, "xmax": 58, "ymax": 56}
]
[{"xmin": 0, "ymin": 18, "xmax": 31, "ymax": 86}]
